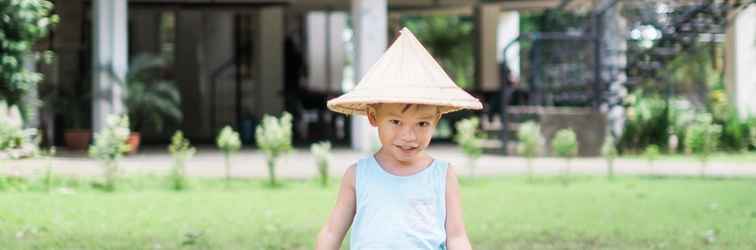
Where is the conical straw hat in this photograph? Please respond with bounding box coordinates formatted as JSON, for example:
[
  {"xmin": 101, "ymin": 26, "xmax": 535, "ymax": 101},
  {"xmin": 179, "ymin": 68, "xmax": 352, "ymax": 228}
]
[{"xmin": 327, "ymin": 27, "xmax": 483, "ymax": 116}]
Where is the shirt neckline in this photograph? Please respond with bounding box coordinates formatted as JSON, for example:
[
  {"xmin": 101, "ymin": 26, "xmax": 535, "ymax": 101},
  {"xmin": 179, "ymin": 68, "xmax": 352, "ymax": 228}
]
[{"xmin": 370, "ymin": 154, "xmax": 436, "ymax": 179}]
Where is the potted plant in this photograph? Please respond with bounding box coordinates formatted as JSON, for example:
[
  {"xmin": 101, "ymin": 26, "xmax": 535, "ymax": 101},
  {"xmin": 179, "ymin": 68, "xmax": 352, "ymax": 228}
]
[
  {"xmin": 50, "ymin": 85, "xmax": 91, "ymax": 150},
  {"xmin": 119, "ymin": 54, "xmax": 182, "ymax": 153}
]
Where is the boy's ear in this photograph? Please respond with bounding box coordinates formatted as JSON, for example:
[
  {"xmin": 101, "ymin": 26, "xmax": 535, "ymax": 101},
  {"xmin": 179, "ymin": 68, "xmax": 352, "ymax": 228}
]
[{"xmin": 367, "ymin": 106, "xmax": 378, "ymax": 127}]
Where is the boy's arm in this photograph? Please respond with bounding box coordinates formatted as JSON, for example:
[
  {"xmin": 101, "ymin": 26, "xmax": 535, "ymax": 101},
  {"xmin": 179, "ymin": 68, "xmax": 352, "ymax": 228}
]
[
  {"xmin": 316, "ymin": 164, "xmax": 357, "ymax": 250},
  {"xmin": 445, "ymin": 166, "xmax": 472, "ymax": 250}
]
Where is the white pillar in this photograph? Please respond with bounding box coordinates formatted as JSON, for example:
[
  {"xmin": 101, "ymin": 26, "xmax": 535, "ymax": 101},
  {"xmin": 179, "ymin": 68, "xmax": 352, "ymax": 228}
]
[
  {"xmin": 328, "ymin": 13, "xmax": 347, "ymax": 93},
  {"xmin": 92, "ymin": 0, "xmax": 127, "ymax": 133},
  {"xmin": 497, "ymin": 11, "xmax": 519, "ymax": 81},
  {"xmin": 306, "ymin": 12, "xmax": 328, "ymax": 92},
  {"xmin": 476, "ymin": 4, "xmax": 500, "ymax": 91},
  {"xmin": 306, "ymin": 12, "xmax": 347, "ymax": 93},
  {"xmin": 351, "ymin": 0, "xmax": 386, "ymax": 152},
  {"xmin": 725, "ymin": 5, "xmax": 756, "ymax": 119}
]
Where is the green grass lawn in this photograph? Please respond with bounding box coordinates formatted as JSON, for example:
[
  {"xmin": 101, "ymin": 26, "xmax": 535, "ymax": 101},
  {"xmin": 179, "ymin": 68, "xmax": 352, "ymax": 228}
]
[
  {"xmin": 1, "ymin": 175, "xmax": 755, "ymax": 249},
  {"xmin": 618, "ymin": 151, "xmax": 756, "ymax": 163}
]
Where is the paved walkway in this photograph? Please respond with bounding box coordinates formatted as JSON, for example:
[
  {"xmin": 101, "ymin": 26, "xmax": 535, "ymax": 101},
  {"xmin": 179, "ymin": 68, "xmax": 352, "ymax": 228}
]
[{"xmin": 2, "ymin": 145, "xmax": 756, "ymax": 179}]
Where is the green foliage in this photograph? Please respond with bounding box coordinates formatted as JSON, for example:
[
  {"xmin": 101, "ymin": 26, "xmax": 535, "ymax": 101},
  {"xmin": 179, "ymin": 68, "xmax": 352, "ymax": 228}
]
[
  {"xmin": 88, "ymin": 114, "xmax": 130, "ymax": 191},
  {"xmin": 552, "ymin": 128, "xmax": 578, "ymax": 184},
  {"xmin": 255, "ymin": 112, "xmax": 293, "ymax": 159},
  {"xmin": 620, "ymin": 90, "xmax": 669, "ymax": 150},
  {"xmin": 168, "ymin": 131, "xmax": 195, "ymax": 191},
  {"xmin": 401, "ymin": 16, "xmax": 473, "ymax": 88},
  {"xmin": 685, "ymin": 114, "xmax": 722, "ymax": 177},
  {"xmin": 665, "ymin": 43, "xmax": 723, "ymax": 100},
  {"xmin": 0, "ymin": 0, "xmax": 57, "ymax": 108},
  {"xmin": 517, "ymin": 121, "xmax": 543, "ymax": 181},
  {"xmin": 255, "ymin": 112, "xmax": 293, "ymax": 187},
  {"xmin": 0, "ymin": 101, "xmax": 38, "ymax": 158},
  {"xmin": 217, "ymin": 126, "xmax": 241, "ymax": 153},
  {"xmin": 516, "ymin": 121, "xmax": 543, "ymax": 158},
  {"xmin": 310, "ymin": 141, "xmax": 331, "ymax": 187},
  {"xmin": 685, "ymin": 114, "xmax": 722, "ymax": 161},
  {"xmin": 455, "ymin": 117, "xmax": 485, "ymax": 177},
  {"xmin": 749, "ymin": 118, "xmax": 756, "ymax": 150},
  {"xmin": 667, "ymin": 98, "xmax": 697, "ymax": 152},
  {"xmin": 552, "ymin": 129, "xmax": 578, "ymax": 158},
  {"xmin": 718, "ymin": 107, "xmax": 752, "ymax": 152},
  {"xmin": 643, "ymin": 145, "xmax": 660, "ymax": 162},
  {"xmin": 643, "ymin": 144, "xmax": 660, "ymax": 173},
  {"xmin": 121, "ymin": 54, "xmax": 182, "ymax": 132},
  {"xmin": 454, "ymin": 117, "xmax": 484, "ymax": 160},
  {"xmin": 88, "ymin": 115, "xmax": 130, "ymax": 161}
]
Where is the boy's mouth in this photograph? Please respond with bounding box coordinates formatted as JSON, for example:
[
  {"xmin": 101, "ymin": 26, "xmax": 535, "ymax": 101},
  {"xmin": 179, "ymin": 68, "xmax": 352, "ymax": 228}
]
[{"xmin": 395, "ymin": 144, "xmax": 419, "ymax": 153}]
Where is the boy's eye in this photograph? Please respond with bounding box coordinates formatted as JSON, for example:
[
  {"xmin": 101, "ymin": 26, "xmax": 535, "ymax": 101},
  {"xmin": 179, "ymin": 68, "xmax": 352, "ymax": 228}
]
[
  {"xmin": 389, "ymin": 120, "xmax": 400, "ymax": 125},
  {"xmin": 418, "ymin": 121, "xmax": 431, "ymax": 127}
]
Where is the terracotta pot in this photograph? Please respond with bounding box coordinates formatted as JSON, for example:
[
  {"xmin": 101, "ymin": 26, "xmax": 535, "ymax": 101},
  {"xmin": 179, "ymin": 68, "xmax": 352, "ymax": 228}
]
[
  {"xmin": 127, "ymin": 132, "xmax": 141, "ymax": 154},
  {"xmin": 64, "ymin": 129, "xmax": 92, "ymax": 151}
]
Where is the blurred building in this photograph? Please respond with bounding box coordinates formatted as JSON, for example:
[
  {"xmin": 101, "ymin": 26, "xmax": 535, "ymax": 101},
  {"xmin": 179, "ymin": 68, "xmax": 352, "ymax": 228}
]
[{"xmin": 42, "ymin": 0, "xmax": 754, "ymax": 153}]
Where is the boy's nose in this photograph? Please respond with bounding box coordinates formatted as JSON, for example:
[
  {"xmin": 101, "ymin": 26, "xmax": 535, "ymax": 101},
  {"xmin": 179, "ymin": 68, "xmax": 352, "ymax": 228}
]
[{"xmin": 399, "ymin": 126, "xmax": 417, "ymax": 141}]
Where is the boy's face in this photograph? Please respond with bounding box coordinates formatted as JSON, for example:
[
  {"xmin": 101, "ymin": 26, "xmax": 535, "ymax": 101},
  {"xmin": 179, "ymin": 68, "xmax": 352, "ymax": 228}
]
[{"xmin": 367, "ymin": 103, "xmax": 441, "ymax": 163}]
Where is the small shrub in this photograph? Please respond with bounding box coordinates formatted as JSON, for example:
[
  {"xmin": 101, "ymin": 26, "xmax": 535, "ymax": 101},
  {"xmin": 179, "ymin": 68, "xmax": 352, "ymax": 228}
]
[
  {"xmin": 216, "ymin": 126, "xmax": 241, "ymax": 186},
  {"xmin": 643, "ymin": 144, "xmax": 660, "ymax": 175},
  {"xmin": 552, "ymin": 128, "xmax": 578, "ymax": 184},
  {"xmin": 310, "ymin": 141, "xmax": 332, "ymax": 187},
  {"xmin": 88, "ymin": 114, "xmax": 131, "ymax": 191},
  {"xmin": 0, "ymin": 101, "xmax": 38, "ymax": 159},
  {"xmin": 168, "ymin": 131, "xmax": 195, "ymax": 191},
  {"xmin": 454, "ymin": 117, "xmax": 485, "ymax": 177},
  {"xmin": 255, "ymin": 112, "xmax": 293, "ymax": 187},
  {"xmin": 685, "ymin": 114, "xmax": 721, "ymax": 177},
  {"xmin": 516, "ymin": 121, "xmax": 543, "ymax": 181}
]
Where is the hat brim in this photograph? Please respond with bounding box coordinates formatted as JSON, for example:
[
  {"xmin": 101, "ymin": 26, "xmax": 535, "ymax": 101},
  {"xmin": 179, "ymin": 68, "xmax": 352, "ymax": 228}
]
[{"xmin": 327, "ymin": 85, "xmax": 483, "ymax": 116}]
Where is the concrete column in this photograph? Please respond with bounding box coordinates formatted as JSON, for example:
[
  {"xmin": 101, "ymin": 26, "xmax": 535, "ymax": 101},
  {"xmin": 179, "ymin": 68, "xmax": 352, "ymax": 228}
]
[
  {"xmin": 725, "ymin": 5, "xmax": 756, "ymax": 119},
  {"xmin": 257, "ymin": 7, "xmax": 285, "ymax": 115},
  {"xmin": 175, "ymin": 11, "xmax": 204, "ymax": 138},
  {"xmin": 599, "ymin": 0, "xmax": 628, "ymax": 139},
  {"xmin": 497, "ymin": 11, "xmax": 519, "ymax": 81},
  {"xmin": 351, "ymin": 0, "xmax": 386, "ymax": 152},
  {"xmin": 306, "ymin": 11, "xmax": 346, "ymax": 93},
  {"xmin": 92, "ymin": 0, "xmax": 128, "ymax": 133},
  {"xmin": 306, "ymin": 12, "xmax": 328, "ymax": 93},
  {"xmin": 476, "ymin": 4, "xmax": 500, "ymax": 91}
]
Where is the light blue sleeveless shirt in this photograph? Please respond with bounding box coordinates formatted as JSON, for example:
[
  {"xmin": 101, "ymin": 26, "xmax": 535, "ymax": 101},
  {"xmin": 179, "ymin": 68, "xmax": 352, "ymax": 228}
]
[{"xmin": 350, "ymin": 155, "xmax": 448, "ymax": 250}]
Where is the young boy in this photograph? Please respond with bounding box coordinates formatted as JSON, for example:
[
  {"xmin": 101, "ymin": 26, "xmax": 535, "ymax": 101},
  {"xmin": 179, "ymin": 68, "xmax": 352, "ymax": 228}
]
[{"xmin": 316, "ymin": 27, "xmax": 482, "ymax": 250}]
